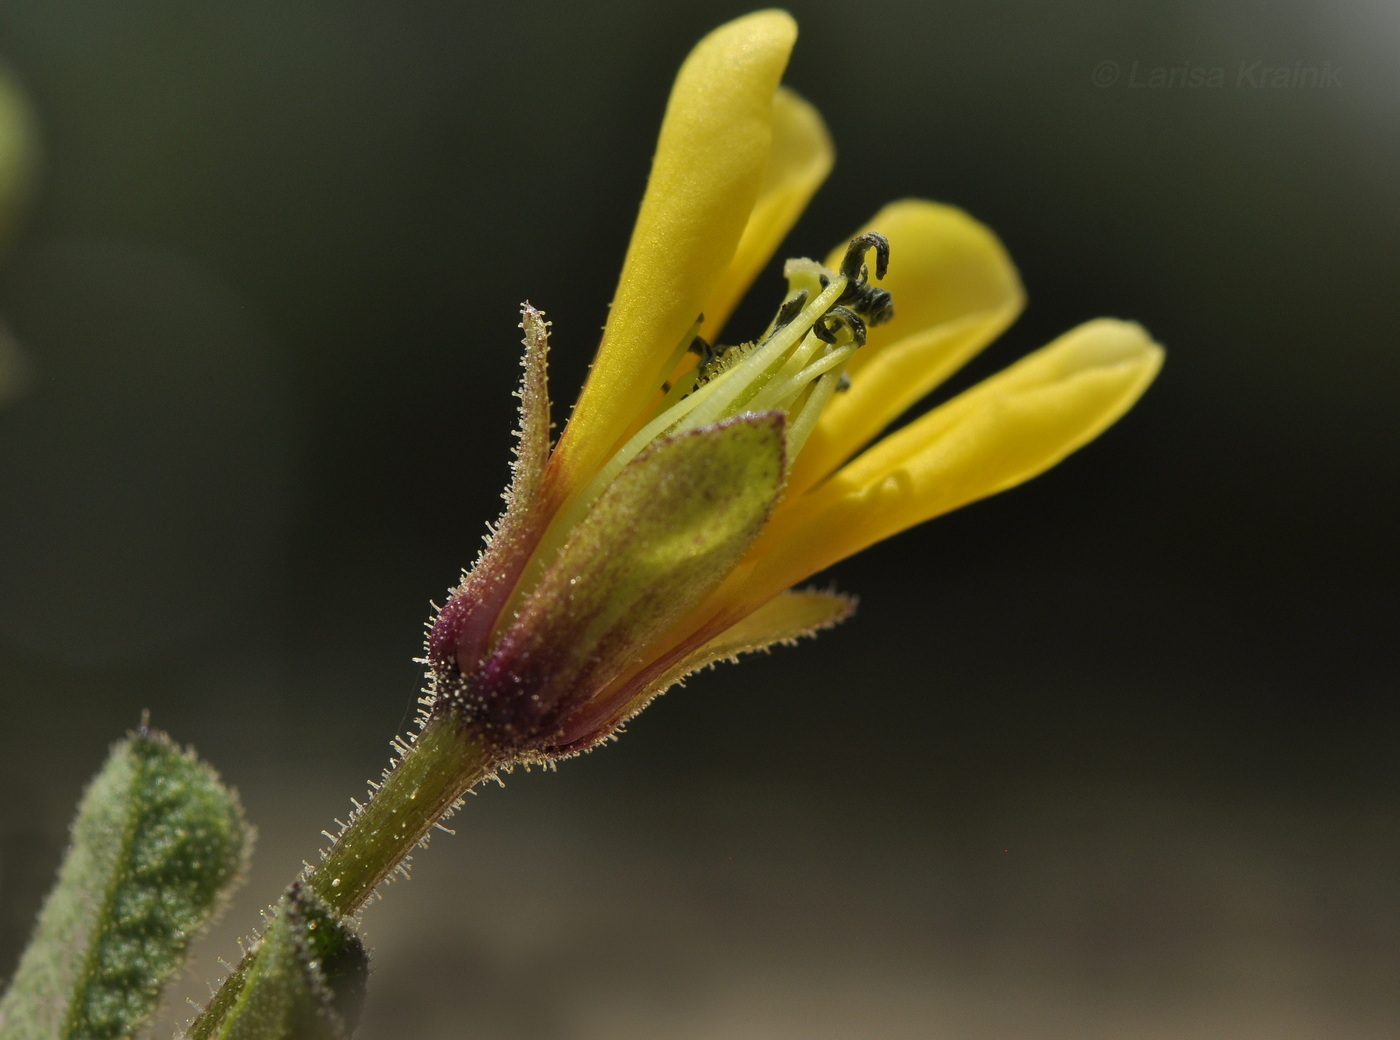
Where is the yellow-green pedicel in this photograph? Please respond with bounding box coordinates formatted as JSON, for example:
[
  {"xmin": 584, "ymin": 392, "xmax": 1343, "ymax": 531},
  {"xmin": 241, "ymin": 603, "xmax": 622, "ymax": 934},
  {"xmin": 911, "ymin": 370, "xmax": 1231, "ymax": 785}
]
[{"xmin": 424, "ymin": 10, "xmax": 1163, "ymax": 759}]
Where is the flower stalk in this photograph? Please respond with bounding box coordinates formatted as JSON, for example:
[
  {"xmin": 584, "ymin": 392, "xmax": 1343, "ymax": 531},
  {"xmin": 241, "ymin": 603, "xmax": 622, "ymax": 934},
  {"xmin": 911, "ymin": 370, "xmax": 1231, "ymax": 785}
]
[
  {"xmin": 184, "ymin": 720, "xmax": 494, "ymax": 1039},
  {"xmin": 307, "ymin": 719, "xmax": 496, "ymax": 916}
]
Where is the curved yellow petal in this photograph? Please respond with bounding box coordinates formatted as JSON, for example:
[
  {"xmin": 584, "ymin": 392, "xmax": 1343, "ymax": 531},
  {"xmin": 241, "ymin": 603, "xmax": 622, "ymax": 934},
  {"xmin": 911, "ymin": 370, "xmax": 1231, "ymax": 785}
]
[
  {"xmin": 738, "ymin": 319, "xmax": 1164, "ymax": 606},
  {"xmin": 787, "ymin": 201, "xmax": 1023, "ymax": 494},
  {"xmin": 825, "ymin": 200, "xmax": 1024, "ymax": 374},
  {"xmin": 549, "ymin": 10, "xmax": 797, "ymax": 501},
  {"xmin": 789, "ymin": 304, "xmax": 1020, "ymax": 497},
  {"xmin": 700, "ymin": 87, "xmax": 834, "ymax": 342}
]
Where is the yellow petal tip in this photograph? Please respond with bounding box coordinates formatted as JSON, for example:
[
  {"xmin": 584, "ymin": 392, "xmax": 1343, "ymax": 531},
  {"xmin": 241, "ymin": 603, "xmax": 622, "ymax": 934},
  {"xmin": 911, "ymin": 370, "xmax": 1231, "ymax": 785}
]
[
  {"xmin": 1053, "ymin": 318, "xmax": 1165, "ymax": 397},
  {"xmin": 683, "ymin": 12, "xmax": 797, "ymax": 94},
  {"xmin": 711, "ymin": 9, "xmax": 797, "ymax": 45}
]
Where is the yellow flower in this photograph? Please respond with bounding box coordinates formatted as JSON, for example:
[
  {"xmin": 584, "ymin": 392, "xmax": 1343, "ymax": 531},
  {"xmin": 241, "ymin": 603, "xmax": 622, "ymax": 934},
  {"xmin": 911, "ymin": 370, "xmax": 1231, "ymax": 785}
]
[{"xmin": 425, "ymin": 10, "xmax": 1162, "ymax": 759}]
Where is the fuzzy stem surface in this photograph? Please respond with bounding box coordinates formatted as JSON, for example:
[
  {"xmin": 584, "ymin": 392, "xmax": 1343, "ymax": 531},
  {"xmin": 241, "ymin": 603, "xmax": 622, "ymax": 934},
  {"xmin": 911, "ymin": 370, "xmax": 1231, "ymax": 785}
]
[{"xmin": 185, "ymin": 715, "xmax": 496, "ymax": 1038}]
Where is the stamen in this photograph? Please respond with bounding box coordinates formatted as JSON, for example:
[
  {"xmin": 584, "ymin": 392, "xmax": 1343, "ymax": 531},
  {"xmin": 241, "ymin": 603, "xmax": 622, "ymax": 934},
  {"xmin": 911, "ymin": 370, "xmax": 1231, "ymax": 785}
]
[
  {"xmin": 769, "ymin": 290, "xmax": 809, "ymax": 336},
  {"xmin": 532, "ymin": 233, "xmax": 896, "ymax": 586},
  {"xmin": 843, "ymin": 281, "xmax": 893, "ymax": 326},
  {"xmin": 795, "ymin": 342, "xmax": 860, "ymax": 384},
  {"xmin": 747, "ymin": 339, "xmax": 859, "ymax": 415},
  {"xmin": 770, "ymin": 333, "xmax": 822, "ymax": 388},
  {"xmin": 785, "ymin": 369, "xmax": 843, "ymax": 458},
  {"xmin": 654, "ymin": 314, "xmax": 706, "ymax": 395},
  {"xmin": 814, "ymin": 306, "xmax": 867, "ymax": 348},
  {"xmin": 655, "ymin": 357, "xmax": 701, "ymax": 412},
  {"xmin": 687, "ymin": 333, "xmax": 718, "ymax": 366},
  {"xmin": 672, "ymin": 275, "xmax": 847, "ymax": 435},
  {"xmin": 546, "ymin": 284, "xmax": 842, "ymax": 550},
  {"xmin": 696, "ymin": 343, "xmax": 747, "ymax": 385},
  {"xmin": 836, "ymin": 232, "xmax": 895, "ymax": 327},
  {"xmin": 841, "ymin": 232, "xmax": 890, "ymax": 282}
]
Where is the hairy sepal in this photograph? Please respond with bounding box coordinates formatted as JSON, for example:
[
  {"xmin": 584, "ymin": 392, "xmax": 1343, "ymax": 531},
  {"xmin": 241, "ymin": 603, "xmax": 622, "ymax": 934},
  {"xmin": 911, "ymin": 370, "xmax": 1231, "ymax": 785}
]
[
  {"xmin": 552, "ymin": 587, "xmax": 857, "ymax": 755},
  {"xmin": 451, "ymin": 411, "xmax": 788, "ymax": 755},
  {"xmin": 426, "ymin": 304, "xmax": 554, "ymax": 675}
]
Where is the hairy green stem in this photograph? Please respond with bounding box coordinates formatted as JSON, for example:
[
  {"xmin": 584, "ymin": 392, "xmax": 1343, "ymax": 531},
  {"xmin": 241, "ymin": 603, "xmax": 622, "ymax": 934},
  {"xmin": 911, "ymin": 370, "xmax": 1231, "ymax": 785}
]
[
  {"xmin": 185, "ymin": 715, "xmax": 496, "ymax": 1038},
  {"xmin": 310, "ymin": 716, "xmax": 497, "ymax": 915}
]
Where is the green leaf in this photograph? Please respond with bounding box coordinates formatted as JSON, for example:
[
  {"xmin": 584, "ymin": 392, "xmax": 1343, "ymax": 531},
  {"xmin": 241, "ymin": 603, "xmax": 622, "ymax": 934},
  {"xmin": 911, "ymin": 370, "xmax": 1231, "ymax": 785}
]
[
  {"xmin": 195, "ymin": 885, "xmax": 367, "ymax": 1040},
  {"xmin": 0, "ymin": 726, "xmax": 250, "ymax": 1040}
]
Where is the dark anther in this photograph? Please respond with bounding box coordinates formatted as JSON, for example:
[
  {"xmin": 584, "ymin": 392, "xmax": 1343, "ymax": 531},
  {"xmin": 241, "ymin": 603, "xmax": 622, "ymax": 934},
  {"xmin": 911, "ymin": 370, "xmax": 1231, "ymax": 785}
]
[
  {"xmin": 839, "ymin": 307, "xmax": 868, "ymax": 347},
  {"xmin": 770, "ymin": 290, "xmax": 809, "ymax": 334},
  {"xmin": 688, "ymin": 334, "xmax": 719, "ymax": 366},
  {"xmin": 845, "ymin": 283, "xmax": 894, "ymax": 326},
  {"xmin": 834, "ymin": 232, "xmax": 895, "ymax": 327},
  {"xmin": 840, "ymin": 232, "xmax": 890, "ymax": 282},
  {"xmin": 814, "ymin": 305, "xmax": 868, "ymax": 348},
  {"xmin": 836, "ymin": 372, "xmax": 852, "ymax": 392}
]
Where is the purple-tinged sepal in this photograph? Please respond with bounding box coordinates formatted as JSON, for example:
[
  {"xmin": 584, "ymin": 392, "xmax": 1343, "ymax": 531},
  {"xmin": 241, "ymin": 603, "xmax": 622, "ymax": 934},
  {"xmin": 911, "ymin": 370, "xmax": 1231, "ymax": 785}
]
[
  {"xmin": 435, "ymin": 411, "xmax": 788, "ymax": 757},
  {"xmin": 548, "ymin": 586, "xmax": 857, "ymax": 757},
  {"xmin": 426, "ymin": 304, "xmax": 553, "ymax": 675}
]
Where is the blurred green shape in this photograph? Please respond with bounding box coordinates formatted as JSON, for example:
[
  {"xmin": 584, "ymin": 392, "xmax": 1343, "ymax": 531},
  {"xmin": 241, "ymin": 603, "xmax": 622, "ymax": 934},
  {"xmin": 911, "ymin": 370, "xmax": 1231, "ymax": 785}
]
[
  {"xmin": 0, "ymin": 727, "xmax": 250, "ymax": 1040},
  {"xmin": 0, "ymin": 60, "xmax": 35, "ymax": 403},
  {"xmin": 0, "ymin": 59, "xmax": 36, "ymax": 249}
]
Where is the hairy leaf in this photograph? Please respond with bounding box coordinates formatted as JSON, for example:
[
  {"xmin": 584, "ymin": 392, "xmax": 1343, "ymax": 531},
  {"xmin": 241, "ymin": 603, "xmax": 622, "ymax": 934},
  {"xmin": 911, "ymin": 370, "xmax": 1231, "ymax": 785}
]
[{"xmin": 0, "ymin": 727, "xmax": 249, "ymax": 1040}]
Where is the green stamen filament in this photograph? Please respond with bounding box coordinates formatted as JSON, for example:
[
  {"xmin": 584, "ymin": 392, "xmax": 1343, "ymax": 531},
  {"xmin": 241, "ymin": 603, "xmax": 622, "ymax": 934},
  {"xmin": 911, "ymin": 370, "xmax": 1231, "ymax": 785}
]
[
  {"xmin": 655, "ymin": 315, "xmax": 706, "ymax": 397},
  {"xmin": 672, "ymin": 275, "xmax": 847, "ymax": 435},
  {"xmin": 747, "ymin": 339, "xmax": 858, "ymax": 415},
  {"xmin": 785, "ymin": 368, "xmax": 842, "ymax": 459},
  {"xmin": 559, "ymin": 274, "xmax": 849, "ymax": 542},
  {"xmin": 518, "ymin": 265, "xmax": 867, "ymax": 615}
]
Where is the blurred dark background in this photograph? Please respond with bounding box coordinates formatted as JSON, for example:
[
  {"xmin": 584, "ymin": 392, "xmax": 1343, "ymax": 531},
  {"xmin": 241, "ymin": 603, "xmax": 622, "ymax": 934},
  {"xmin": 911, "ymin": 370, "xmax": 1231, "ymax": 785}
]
[{"xmin": 0, "ymin": 1, "xmax": 1395, "ymax": 1037}]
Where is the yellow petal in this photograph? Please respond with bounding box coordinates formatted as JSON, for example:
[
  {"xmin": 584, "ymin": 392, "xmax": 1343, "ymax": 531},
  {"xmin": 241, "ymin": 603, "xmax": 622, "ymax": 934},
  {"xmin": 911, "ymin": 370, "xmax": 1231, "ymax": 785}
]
[
  {"xmin": 700, "ymin": 87, "xmax": 834, "ymax": 342},
  {"xmin": 790, "ymin": 306, "xmax": 1019, "ymax": 497},
  {"xmin": 548, "ymin": 10, "xmax": 797, "ymax": 501},
  {"xmin": 737, "ymin": 319, "xmax": 1164, "ymax": 606},
  {"xmin": 787, "ymin": 201, "xmax": 1024, "ymax": 495},
  {"xmin": 825, "ymin": 200, "xmax": 1025, "ymax": 375}
]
